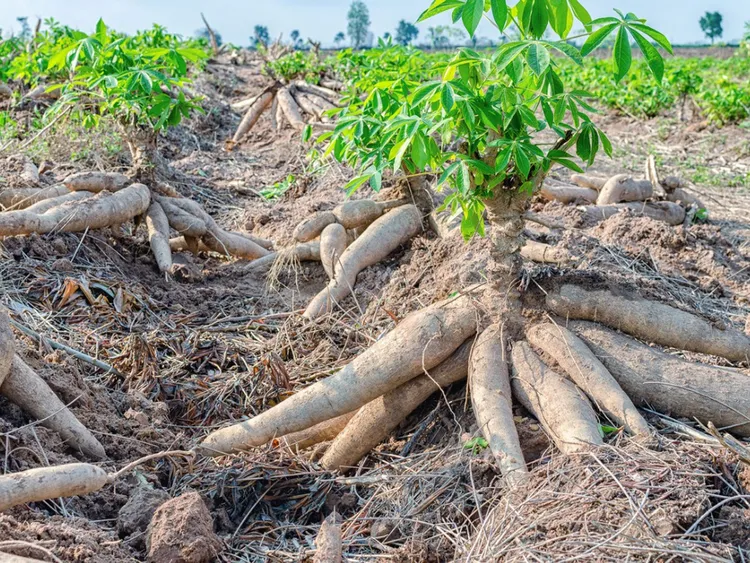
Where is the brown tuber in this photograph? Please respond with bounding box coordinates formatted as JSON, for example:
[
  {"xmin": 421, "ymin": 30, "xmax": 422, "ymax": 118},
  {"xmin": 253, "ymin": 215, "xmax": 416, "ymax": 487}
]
[
  {"xmin": 511, "ymin": 342, "xmax": 603, "ymax": 454},
  {"xmin": 63, "ymin": 171, "xmax": 131, "ymax": 193},
  {"xmin": 572, "ymin": 322, "xmax": 750, "ymax": 437},
  {"xmin": 527, "ymin": 323, "xmax": 650, "ymax": 436},
  {"xmin": 198, "ymin": 293, "xmax": 477, "ymax": 456},
  {"xmin": 319, "ymin": 223, "xmax": 348, "ymax": 279},
  {"xmin": 547, "ymin": 284, "xmax": 750, "ymax": 364},
  {"xmin": 596, "ymin": 174, "xmax": 653, "ymax": 205},
  {"xmin": 303, "ymin": 204, "xmax": 422, "ymax": 320},
  {"xmin": 469, "ymin": 327, "xmax": 528, "ymax": 483},
  {"xmin": 320, "ymin": 339, "xmax": 473, "ymax": 472}
]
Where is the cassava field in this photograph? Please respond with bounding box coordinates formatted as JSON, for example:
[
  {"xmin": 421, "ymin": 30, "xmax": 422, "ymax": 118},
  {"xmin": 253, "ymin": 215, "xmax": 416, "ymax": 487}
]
[{"xmin": 1, "ymin": 2, "xmax": 750, "ymax": 561}]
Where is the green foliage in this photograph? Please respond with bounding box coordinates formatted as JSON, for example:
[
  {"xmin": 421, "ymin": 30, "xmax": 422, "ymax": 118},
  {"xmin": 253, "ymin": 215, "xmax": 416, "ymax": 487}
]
[
  {"xmin": 699, "ymin": 12, "xmax": 723, "ymax": 45},
  {"xmin": 316, "ymin": 0, "xmax": 669, "ymax": 239},
  {"xmin": 1, "ymin": 19, "xmax": 209, "ymax": 141},
  {"xmin": 347, "ymin": 1, "xmax": 371, "ymax": 48},
  {"xmin": 260, "ymin": 174, "xmax": 296, "ymax": 200},
  {"xmin": 464, "ymin": 436, "xmax": 489, "ymax": 453},
  {"xmin": 265, "ymin": 51, "xmax": 327, "ymax": 83}
]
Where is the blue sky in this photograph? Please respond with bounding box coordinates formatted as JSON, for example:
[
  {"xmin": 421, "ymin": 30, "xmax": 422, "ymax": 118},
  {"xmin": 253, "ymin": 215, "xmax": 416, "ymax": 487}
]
[{"xmin": 2, "ymin": 1, "xmax": 747, "ymax": 46}]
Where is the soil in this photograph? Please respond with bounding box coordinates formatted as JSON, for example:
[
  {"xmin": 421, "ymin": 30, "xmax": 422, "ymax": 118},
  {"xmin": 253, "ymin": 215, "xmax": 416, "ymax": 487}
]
[{"xmin": 0, "ymin": 51, "xmax": 749, "ymax": 562}]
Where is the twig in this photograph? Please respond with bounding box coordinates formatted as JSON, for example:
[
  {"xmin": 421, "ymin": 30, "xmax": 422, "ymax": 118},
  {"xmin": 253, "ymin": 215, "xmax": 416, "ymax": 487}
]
[
  {"xmin": 107, "ymin": 450, "xmax": 194, "ymax": 482},
  {"xmin": 9, "ymin": 318, "xmax": 123, "ymax": 377}
]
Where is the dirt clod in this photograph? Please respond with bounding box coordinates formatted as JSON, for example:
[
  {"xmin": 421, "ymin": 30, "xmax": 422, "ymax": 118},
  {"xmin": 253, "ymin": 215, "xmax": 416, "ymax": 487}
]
[
  {"xmin": 146, "ymin": 492, "xmax": 221, "ymax": 563},
  {"xmin": 118, "ymin": 484, "xmax": 169, "ymax": 542}
]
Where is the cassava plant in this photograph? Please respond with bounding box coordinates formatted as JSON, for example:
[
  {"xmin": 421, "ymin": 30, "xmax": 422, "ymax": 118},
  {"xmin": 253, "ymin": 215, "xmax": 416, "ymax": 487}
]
[
  {"xmin": 46, "ymin": 19, "xmax": 208, "ymax": 179},
  {"xmin": 319, "ymin": 0, "xmax": 672, "ymax": 329},
  {"xmin": 197, "ymin": 0, "xmax": 749, "ymax": 483}
]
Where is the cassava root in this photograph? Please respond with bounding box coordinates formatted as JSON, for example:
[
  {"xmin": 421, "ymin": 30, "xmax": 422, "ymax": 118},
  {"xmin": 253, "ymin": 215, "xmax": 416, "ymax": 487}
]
[
  {"xmin": 198, "ymin": 292, "xmax": 478, "ymax": 456},
  {"xmin": 303, "ymin": 204, "xmax": 422, "ymax": 320},
  {"xmin": 571, "ymin": 322, "xmax": 750, "ymax": 436},
  {"xmin": 469, "ymin": 327, "xmax": 527, "ymax": 483},
  {"xmin": 511, "ymin": 342, "xmax": 603, "ymax": 453},
  {"xmin": 527, "ymin": 323, "xmax": 650, "ymax": 436},
  {"xmin": 547, "ymin": 284, "xmax": 750, "ymax": 363},
  {"xmin": 320, "ymin": 339, "xmax": 474, "ymax": 472}
]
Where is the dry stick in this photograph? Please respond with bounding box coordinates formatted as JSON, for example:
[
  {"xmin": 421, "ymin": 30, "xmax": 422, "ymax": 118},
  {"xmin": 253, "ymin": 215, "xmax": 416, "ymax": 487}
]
[
  {"xmin": 0, "ymin": 309, "xmax": 15, "ymax": 387},
  {"xmin": 198, "ymin": 292, "xmax": 478, "ymax": 456},
  {"xmin": 293, "ymin": 211, "xmax": 337, "ymax": 242},
  {"xmin": 571, "ymin": 321, "xmax": 750, "ymax": 437},
  {"xmin": 510, "ymin": 341, "xmax": 603, "ymax": 454},
  {"xmin": 320, "ymin": 339, "xmax": 473, "ymax": 473},
  {"xmin": 540, "ymin": 183, "xmax": 597, "ymax": 204},
  {"xmin": 200, "ymin": 12, "xmax": 219, "ymax": 55},
  {"xmin": 277, "ymin": 88, "xmax": 306, "ymax": 130},
  {"xmin": 146, "ymin": 202, "xmax": 173, "ymax": 273},
  {"xmin": 8, "ymin": 318, "xmax": 122, "ymax": 376},
  {"xmin": 469, "ymin": 327, "xmax": 527, "ymax": 484},
  {"xmin": 580, "ymin": 201, "xmax": 686, "ymax": 226},
  {"xmin": 0, "ymin": 450, "xmax": 193, "ymax": 512},
  {"xmin": 269, "ymin": 96, "xmax": 279, "ymax": 130},
  {"xmin": 527, "ymin": 323, "xmax": 651, "ymax": 436},
  {"xmin": 520, "ymin": 240, "xmax": 571, "ymax": 265},
  {"xmin": 596, "ymin": 174, "xmax": 653, "ymax": 205},
  {"xmin": 0, "ymin": 183, "xmax": 151, "ymax": 237},
  {"xmin": 0, "ymin": 541, "xmax": 62, "ymax": 563},
  {"xmin": 304, "ymin": 205, "xmax": 422, "ymax": 320},
  {"xmin": 1, "ymin": 355, "xmax": 106, "ymax": 460},
  {"xmin": 231, "ymin": 89, "xmax": 276, "ymax": 143},
  {"xmin": 319, "ymin": 223, "xmax": 348, "ymax": 279},
  {"xmin": 63, "ymin": 171, "xmax": 131, "ymax": 193},
  {"xmin": 547, "ymin": 284, "xmax": 750, "ymax": 364}
]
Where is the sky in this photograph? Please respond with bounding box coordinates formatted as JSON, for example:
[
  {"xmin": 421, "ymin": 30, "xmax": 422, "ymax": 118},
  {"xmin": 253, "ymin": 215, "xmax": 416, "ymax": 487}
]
[{"xmin": 1, "ymin": 1, "xmax": 747, "ymax": 47}]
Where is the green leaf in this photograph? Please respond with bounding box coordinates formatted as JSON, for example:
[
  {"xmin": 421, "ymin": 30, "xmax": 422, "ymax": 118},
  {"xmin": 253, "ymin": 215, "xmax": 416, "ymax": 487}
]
[
  {"xmin": 629, "ymin": 23, "xmax": 673, "ymax": 54},
  {"xmin": 580, "ymin": 23, "xmax": 618, "ymax": 56},
  {"xmin": 412, "ymin": 82, "xmax": 441, "ymax": 105},
  {"xmin": 529, "ymin": 0, "xmax": 549, "ymax": 38},
  {"xmin": 598, "ymin": 129, "xmax": 613, "ymax": 157},
  {"xmin": 490, "ymin": 0, "xmax": 509, "ymax": 30},
  {"xmin": 514, "ymin": 145, "xmax": 531, "ymax": 178},
  {"xmin": 411, "ymin": 134, "xmax": 430, "ymax": 169},
  {"xmin": 525, "ymin": 43, "xmax": 550, "ymax": 75},
  {"xmin": 370, "ymin": 170, "xmax": 382, "ymax": 191},
  {"xmin": 576, "ymin": 129, "xmax": 591, "ymax": 162},
  {"xmin": 343, "ymin": 174, "xmax": 372, "ymax": 194},
  {"xmin": 418, "ymin": 0, "xmax": 465, "ymax": 22},
  {"xmin": 462, "ymin": 0, "xmax": 485, "ymax": 37},
  {"xmin": 457, "ymin": 162, "xmax": 471, "ymax": 194},
  {"xmin": 544, "ymin": 40, "xmax": 582, "ymax": 65},
  {"xmin": 494, "ymin": 42, "xmax": 527, "ymax": 72},
  {"xmin": 568, "ymin": 0, "xmax": 592, "ymax": 30},
  {"xmin": 437, "ymin": 162, "xmax": 461, "ymax": 188},
  {"xmin": 441, "ymin": 83, "xmax": 455, "ymax": 112},
  {"xmin": 302, "ymin": 124, "xmax": 313, "ymax": 143},
  {"xmin": 613, "ymin": 25, "xmax": 632, "ymax": 82},
  {"xmin": 629, "ymin": 29, "xmax": 664, "ymax": 83}
]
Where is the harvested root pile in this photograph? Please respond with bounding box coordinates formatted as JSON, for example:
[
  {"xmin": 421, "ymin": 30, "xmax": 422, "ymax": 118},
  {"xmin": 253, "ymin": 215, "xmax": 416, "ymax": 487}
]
[
  {"xmin": 540, "ymin": 156, "xmax": 706, "ymax": 228},
  {"xmin": 0, "ymin": 167, "xmax": 274, "ymax": 276},
  {"xmin": 228, "ymin": 80, "xmax": 339, "ymax": 147}
]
